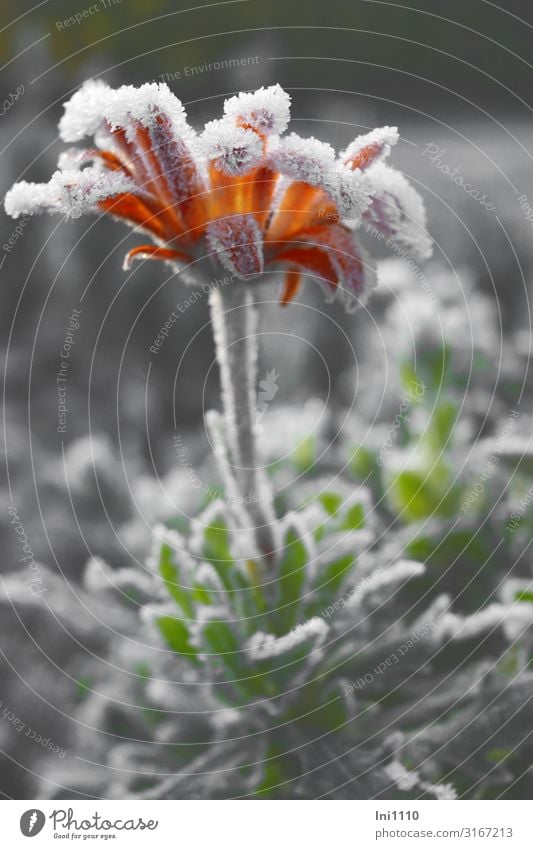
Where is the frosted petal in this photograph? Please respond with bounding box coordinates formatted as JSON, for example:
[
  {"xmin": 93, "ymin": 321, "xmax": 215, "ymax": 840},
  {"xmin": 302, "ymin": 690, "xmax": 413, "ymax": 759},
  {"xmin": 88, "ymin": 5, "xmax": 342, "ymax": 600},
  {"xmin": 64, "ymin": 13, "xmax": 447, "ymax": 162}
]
[
  {"xmin": 269, "ymin": 133, "xmax": 336, "ymax": 186},
  {"xmin": 5, "ymin": 167, "xmax": 136, "ymax": 219},
  {"xmin": 324, "ymin": 166, "xmax": 372, "ymax": 222},
  {"xmin": 200, "ymin": 120, "xmax": 263, "ymax": 175},
  {"xmin": 58, "ymin": 79, "xmax": 112, "ymax": 142},
  {"xmin": 342, "ymin": 126, "xmax": 399, "ymax": 170},
  {"xmin": 224, "ymin": 84, "xmax": 291, "ymax": 135},
  {"xmin": 57, "ymin": 147, "xmax": 94, "ymax": 171},
  {"xmin": 206, "ymin": 214, "xmax": 264, "ymax": 278},
  {"xmin": 365, "ymin": 163, "xmax": 433, "ymax": 262},
  {"xmin": 104, "ymin": 82, "xmax": 190, "ymax": 135},
  {"xmin": 60, "ymin": 80, "xmax": 191, "ymax": 143}
]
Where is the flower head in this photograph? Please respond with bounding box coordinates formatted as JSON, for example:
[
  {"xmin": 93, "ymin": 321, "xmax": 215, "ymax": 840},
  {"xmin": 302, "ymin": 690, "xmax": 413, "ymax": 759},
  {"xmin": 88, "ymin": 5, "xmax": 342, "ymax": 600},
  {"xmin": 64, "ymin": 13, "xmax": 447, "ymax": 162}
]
[{"xmin": 4, "ymin": 81, "xmax": 432, "ymax": 310}]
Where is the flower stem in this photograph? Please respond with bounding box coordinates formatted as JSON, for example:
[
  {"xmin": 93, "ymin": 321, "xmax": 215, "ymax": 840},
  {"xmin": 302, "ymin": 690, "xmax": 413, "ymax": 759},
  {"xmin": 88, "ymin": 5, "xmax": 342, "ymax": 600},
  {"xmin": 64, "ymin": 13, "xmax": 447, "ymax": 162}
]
[{"xmin": 209, "ymin": 282, "xmax": 276, "ymax": 559}]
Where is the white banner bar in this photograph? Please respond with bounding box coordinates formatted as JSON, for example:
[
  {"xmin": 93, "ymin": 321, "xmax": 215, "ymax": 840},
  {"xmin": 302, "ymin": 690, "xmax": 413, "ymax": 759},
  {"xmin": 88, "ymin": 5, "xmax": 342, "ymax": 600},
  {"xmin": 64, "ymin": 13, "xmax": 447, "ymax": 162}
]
[{"xmin": 3, "ymin": 799, "xmax": 531, "ymax": 847}]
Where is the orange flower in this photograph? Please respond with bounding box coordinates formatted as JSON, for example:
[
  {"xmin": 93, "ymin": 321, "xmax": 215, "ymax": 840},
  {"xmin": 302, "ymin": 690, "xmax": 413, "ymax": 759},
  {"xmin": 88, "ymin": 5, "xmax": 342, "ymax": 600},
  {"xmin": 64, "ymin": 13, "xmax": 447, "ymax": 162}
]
[{"xmin": 5, "ymin": 82, "xmax": 431, "ymax": 311}]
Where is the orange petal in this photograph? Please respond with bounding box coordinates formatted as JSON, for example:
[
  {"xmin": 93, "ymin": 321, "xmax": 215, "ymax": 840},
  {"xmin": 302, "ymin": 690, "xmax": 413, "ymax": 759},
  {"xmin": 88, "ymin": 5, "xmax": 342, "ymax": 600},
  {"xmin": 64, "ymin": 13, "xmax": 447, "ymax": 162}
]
[
  {"xmin": 148, "ymin": 113, "xmax": 208, "ymax": 238},
  {"xmin": 98, "ymin": 193, "xmax": 171, "ymax": 241},
  {"xmin": 266, "ymin": 181, "xmax": 324, "ymax": 243},
  {"xmin": 207, "ymin": 161, "xmax": 257, "ymax": 221},
  {"xmin": 345, "ymin": 142, "xmax": 382, "ymax": 171},
  {"xmin": 132, "ymin": 122, "xmax": 185, "ymax": 232},
  {"xmin": 252, "ymin": 166, "xmax": 279, "ymax": 229},
  {"xmin": 122, "ymin": 244, "xmax": 189, "ymax": 270},
  {"xmin": 290, "ymin": 224, "xmax": 372, "ymax": 307},
  {"xmin": 280, "ymin": 271, "xmax": 302, "ymax": 306},
  {"xmin": 111, "ymin": 123, "xmax": 189, "ymax": 241},
  {"xmin": 110, "ymin": 126, "xmax": 151, "ymax": 187},
  {"xmin": 94, "ymin": 149, "xmax": 133, "ymax": 176},
  {"xmin": 272, "ymin": 245, "xmax": 337, "ymax": 290}
]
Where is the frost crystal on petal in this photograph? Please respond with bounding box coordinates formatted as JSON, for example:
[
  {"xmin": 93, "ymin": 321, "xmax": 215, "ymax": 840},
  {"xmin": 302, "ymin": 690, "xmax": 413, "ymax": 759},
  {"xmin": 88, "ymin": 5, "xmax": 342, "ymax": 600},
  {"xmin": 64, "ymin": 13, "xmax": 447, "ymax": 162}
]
[
  {"xmin": 5, "ymin": 181, "xmax": 58, "ymax": 218},
  {"xmin": 297, "ymin": 226, "xmax": 376, "ymax": 311},
  {"xmin": 57, "ymin": 148, "xmax": 94, "ymax": 171},
  {"xmin": 5, "ymin": 168, "xmax": 135, "ymax": 219},
  {"xmin": 224, "ymin": 84, "xmax": 291, "ymax": 135},
  {"xmin": 200, "ymin": 120, "xmax": 264, "ymax": 175},
  {"xmin": 325, "ymin": 166, "xmax": 372, "ymax": 222},
  {"xmin": 207, "ymin": 214, "xmax": 264, "ymax": 278},
  {"xmin": 103, "ymin": 82, "xmax": 190, "ymax": 136},
  {"xmin": 60, "ymin": 80, "xmax": 191, "ymax": 144},
  {"xmin": 365, "ymin": 163, "xmax": 433, "ymax": 262},
  {"xmin": 269, "ymin": 133, "xmax": 336, "ymax": 186},
  {"xmin": 327, "ymin": 234, "xmax": 376, "ymax": 310},
  {"xmin": 59, "ymin": 79, "xmax": 112, "ymax": 142},
  {"xmin": 342, "ymin": 125, "xmax": 399, "ymax": 170}
]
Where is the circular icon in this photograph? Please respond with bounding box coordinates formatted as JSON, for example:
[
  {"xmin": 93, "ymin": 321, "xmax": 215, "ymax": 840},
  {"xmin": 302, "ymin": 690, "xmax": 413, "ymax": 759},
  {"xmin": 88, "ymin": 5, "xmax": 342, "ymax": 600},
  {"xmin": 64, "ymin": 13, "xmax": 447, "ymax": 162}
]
[{"xmin": 20, "ymin": 810, "xmax": 46, "ymax": 837}]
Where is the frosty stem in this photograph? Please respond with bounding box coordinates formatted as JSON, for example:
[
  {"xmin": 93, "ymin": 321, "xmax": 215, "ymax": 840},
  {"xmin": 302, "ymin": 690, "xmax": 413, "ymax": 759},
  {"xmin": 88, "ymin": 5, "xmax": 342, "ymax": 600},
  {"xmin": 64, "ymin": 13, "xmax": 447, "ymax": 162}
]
[{"xmin": 209, "ymin": 282, "xmax": 276, "ymax": 559}]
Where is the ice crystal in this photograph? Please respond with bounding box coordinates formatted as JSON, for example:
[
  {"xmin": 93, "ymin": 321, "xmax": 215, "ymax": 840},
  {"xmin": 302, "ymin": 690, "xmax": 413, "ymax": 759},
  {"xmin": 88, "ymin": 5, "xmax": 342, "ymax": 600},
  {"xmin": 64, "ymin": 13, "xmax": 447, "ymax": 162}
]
[
  {"xmin": 223, "ymin": 83, "xmax": 291, "ymax": 135},
  {"xmin": 342, "ymin": 125, "xmax": 399, "ymax": 170},
  {"xmin": 269, "ymin": 133, "xmax": 336, "ymax": 186},
  {"xmin": 59, "ymin": 80, "xmax": 190, "ymax": 142},
  {"xmin": 200, "ymin": 120, "xmax": 264, "ymax": 175},
  {"xmin": 4, "ymin": 167, "xmax": 135, "ymax": 219},
  {"xmin": 364, "ymin": 162, "xmax": 433, "ymax": 262},
  {"xmin": 246, "ymin": 617, "xmax": 328, "ymax": 660}
]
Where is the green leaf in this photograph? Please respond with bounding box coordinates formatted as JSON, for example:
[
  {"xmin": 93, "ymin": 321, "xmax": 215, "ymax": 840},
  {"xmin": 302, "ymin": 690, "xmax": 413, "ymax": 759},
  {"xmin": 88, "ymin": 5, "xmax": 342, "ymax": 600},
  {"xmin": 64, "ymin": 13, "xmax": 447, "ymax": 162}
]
[
  {"xmin": 292, "ymin": 435, "xmax": 315, "ymax": 471},
  {"xmin": 202, "ymin": 620, "xmax": 241, "ymax": 673},
  {"xmin": 339, "ymin": 502, "xmax": 365, "ymax": 531},
  {"xmin": 486, "ymin": 748, "xmax": 514, "ymax": 764},
  {"xmin": 473, "ymin": 351, "xmax": 492, "ymax": 373},
  {"xmin": 277, "ymin": 528, "xmax": 308, "ymax": 631},
  {"xmin": 193, "ymin": 584, "xmax": 212, "ymax": 605},
  {"xmin": 157, "ymin": 616, "xmax": 199, "ymax": 664},
  {"xmin": 400, "ymin": 362, "xmax": 425, "ymax": 399},
  {"xmin": 320, "ymin": 553, "xmax": 356, "ymax": 596},
  {"xmin": 254, "ymin": 744, "xmax": 295, "ymax": 797},
  {"xmin": 159, "ymin": 543, "xmax": 195, "ymax": 618},
  {"xmin": 426, "ymin": 400, "xmax": 458, "ymax": 451},
  {"xmin": 314, "ymin": 522, "xmax": 327, "ymax": 543},
  {"xmin": 75, "ymin": 677, "xmax": 91, "ymax": 699},
  {"xmin": 418, "ymin": 345, "xmax": 450, "ymax": 393},
  {"xmin": 515, "ymin": 590, "xmax": 533, "ymax": 603},
  {"xmin": 388, "ymin": 460, "xmax": 461, "ymax": 522},
  {"xmin": 405, "ymin": 528, "xmax": 495, "ymax": 611},
  {"xmin": 349, "ymin": 445, "xmax": 377, "ymax": 479},
  {"xmin": 203, "ymin": 519, "xmax": 233, "ymax": 565},
  {"xmin": 202, "ymin": 518, "xmax": 241, "ymax": 597},
  {"xmin": 319, "ymin": 491, "xmax": 342, "ymax": 516},
  {"xmin": 134, "ymin": 662, "xmax": 151, "ymax": 681},
  {"xmin": 308, "ymin": 689, "xmax": 349, "ymax": 731}
]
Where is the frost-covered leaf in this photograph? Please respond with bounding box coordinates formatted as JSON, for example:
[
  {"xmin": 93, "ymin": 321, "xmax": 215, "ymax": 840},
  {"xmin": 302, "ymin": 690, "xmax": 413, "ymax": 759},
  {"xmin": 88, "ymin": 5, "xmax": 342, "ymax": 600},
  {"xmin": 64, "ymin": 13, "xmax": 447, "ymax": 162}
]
[
  {"xmin": 157, "ymin": 615, "xmax": 199, "ymax": 664},
  {"xmin": 276, "ymin": 520, "xmax": 311, "ymax": 631}
]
